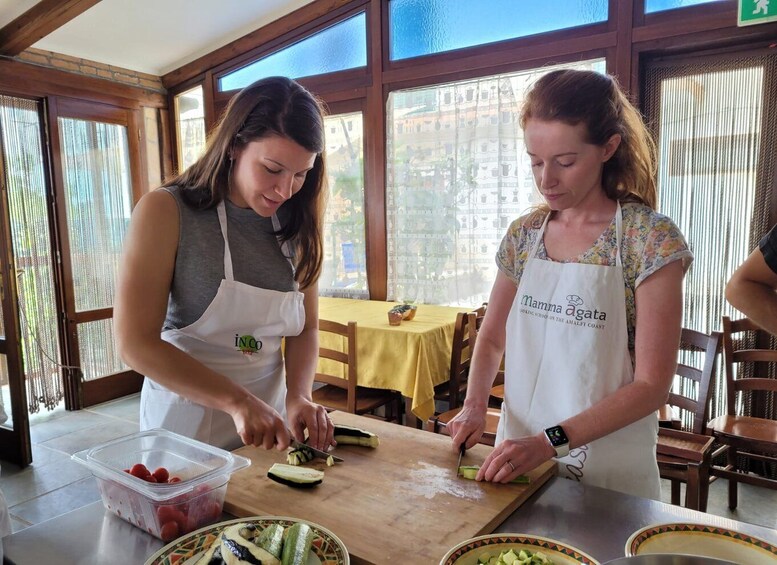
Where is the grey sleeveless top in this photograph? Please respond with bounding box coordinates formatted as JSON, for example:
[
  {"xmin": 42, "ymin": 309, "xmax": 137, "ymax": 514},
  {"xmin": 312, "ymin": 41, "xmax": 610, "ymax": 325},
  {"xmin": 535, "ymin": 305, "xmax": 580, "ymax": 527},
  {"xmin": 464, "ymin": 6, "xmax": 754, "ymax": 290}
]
[{"xmin": 162, "ymin": 185, "xmax": 296, "ymax": 331}]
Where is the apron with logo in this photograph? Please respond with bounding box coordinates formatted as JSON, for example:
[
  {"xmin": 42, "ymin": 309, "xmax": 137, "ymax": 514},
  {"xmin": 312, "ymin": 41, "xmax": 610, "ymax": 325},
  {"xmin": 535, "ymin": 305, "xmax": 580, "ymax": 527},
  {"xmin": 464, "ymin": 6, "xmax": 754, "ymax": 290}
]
[
  {"xmin": 497, "ymin": 202, "xmax": 660, "ymax": 499},
  {"xmin": 140, "ymin": 201, "xmax": 305, "ymax": 451}
]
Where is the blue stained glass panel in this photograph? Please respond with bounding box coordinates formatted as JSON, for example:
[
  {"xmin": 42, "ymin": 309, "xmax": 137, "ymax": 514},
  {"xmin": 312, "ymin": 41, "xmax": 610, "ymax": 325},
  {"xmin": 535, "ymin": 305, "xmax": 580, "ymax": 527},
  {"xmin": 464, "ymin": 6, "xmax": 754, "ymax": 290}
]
[
  {"xmin": 646, "ymin": 0, "xmax": 725, "ymax": 13},
  {"xmin": 219, "ymin": 12, "xmax": 367, "ymax": 91},
  {"xmin": 388, "ymin": 0, "xmax": 608, "ymax": 61}
]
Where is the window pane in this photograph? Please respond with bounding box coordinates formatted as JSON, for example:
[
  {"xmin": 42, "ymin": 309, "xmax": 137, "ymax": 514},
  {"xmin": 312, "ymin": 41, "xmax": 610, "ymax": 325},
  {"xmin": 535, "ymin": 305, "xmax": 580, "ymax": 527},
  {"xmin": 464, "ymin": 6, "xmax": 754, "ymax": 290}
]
[
  {"xmin": 646, "ymin": 0, "xmax": 725, "ymax": 13},
  {"xmin": 219, "ymin": 12, "xmax": 367, "ymax": 91},
  {"xmin": 78, "ymin": 318, "xmax": 127, "ymax": 381},
  {"xmin": 320, "ymin": 112, "xmax": 368, "ymax": 298},
  {"xmin": 58, "ymin": 117, "xmax": 133, "ymax": 312},
  {"xmin": 386, "ymin": 59, "xmax": 605, "ymax": 305},
  {"xmin": 175, "ymin": 86, "xmax": 206, "ymax": 172},
  {"xmin": 389, "ymin": 0, "xmax": 607, "ymax": 61}
]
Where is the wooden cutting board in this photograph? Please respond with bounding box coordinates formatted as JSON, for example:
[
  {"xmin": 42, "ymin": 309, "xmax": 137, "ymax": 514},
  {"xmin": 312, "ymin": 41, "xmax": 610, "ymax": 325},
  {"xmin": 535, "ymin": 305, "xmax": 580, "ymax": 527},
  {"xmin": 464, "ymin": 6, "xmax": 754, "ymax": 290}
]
[{"xmin": 225, "ymin": 411, "xmax": 556, "ymax": 565}]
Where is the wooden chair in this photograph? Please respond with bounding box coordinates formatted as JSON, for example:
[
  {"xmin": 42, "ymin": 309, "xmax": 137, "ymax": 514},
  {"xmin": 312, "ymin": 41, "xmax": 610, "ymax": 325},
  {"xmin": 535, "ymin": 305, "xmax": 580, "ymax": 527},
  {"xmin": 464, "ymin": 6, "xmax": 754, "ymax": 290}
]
[
  {"xmin": 428, "ymin": 309, "xmax": 500, "ymax": 445},
  {"xmin": 433, "ymin": 305, "xmax": 487, "ymax": 411},
  {"xmin": 708, "ymin": 316, "xmax": 777, "ymax": 509},
  {"xmin": 656, "ymin": 327, "xmax": 722, "ymax": 511},
  {"xmin": 312, "ymin": 319, "xmax": 403, "ymax": 422}
]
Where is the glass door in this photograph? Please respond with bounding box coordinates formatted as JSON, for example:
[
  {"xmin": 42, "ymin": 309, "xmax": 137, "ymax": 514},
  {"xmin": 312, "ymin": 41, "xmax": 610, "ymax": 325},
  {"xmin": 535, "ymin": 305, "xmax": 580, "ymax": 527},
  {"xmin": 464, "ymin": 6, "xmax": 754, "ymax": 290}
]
[
  {"xmin": 49, "ymin": 98, "xmax": 144, "ymax": 408},
  {"xmin": 0, "ymin": 95, "xmax": 44, "ymax": 466}
]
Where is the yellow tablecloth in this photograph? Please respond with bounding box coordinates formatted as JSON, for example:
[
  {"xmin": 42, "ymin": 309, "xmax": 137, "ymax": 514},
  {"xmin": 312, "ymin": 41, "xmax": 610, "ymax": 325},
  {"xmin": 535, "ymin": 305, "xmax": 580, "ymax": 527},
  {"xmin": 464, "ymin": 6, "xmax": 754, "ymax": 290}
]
[{"xmin": 317, "ymin": 297, "xmax": 468, "ymax": 421}]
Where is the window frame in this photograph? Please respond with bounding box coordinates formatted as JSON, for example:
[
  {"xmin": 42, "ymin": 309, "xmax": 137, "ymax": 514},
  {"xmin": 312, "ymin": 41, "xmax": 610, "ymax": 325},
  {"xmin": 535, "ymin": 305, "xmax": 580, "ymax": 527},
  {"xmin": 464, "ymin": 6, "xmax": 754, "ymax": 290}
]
[{"xmin": 163, "ymin": 0, "xmax": 777, "ymax": 300}]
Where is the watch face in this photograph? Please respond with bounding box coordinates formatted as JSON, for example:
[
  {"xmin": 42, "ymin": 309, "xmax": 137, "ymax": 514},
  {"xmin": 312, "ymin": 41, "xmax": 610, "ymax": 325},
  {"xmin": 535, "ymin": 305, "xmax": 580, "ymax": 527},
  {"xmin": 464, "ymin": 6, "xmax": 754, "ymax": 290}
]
[{"xmin": 545, "ymin": 425, "xmax": 569, "ymax": 447}]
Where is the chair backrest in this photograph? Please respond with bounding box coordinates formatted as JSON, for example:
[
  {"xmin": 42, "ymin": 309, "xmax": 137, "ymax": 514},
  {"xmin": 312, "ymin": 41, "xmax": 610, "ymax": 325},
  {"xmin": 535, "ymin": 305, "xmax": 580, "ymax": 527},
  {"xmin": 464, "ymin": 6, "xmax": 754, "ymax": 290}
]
[
  {"xmin": 722, "ymin": 316, "xmax": 777, "ymax": 417},
  {"xmin": 667, "ymin": 327, "xmax": 722, "ymax": 434},
  {"xmin": 316, "ymin": 318, "xmax": 358, "ymax": 413},
  {"xmin": 467, "ymin": 303, "xmax": 505, "ymax": 388},
  {"xmin": 447, "ymin": 304, "xmax": 487, "ymax": 407}
]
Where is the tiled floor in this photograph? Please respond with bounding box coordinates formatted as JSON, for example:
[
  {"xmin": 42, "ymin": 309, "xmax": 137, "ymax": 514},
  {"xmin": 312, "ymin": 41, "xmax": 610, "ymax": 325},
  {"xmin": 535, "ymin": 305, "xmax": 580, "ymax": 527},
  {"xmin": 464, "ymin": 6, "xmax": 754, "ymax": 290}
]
[
  {"xmin": 1, "ymin": 394, "xmax": 776, "ymax": 534},
  {"xmin": 0, "ymin": 394, "xmax": 140, "ymax": 533}
]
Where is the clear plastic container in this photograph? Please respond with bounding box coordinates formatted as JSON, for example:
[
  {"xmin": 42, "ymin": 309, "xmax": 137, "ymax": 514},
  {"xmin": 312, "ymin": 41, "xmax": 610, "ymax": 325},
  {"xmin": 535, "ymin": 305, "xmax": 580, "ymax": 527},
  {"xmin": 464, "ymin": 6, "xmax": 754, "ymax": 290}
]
[{"xmin": 72, "ymin": 428, "xmax": 250, "ymax": 541}]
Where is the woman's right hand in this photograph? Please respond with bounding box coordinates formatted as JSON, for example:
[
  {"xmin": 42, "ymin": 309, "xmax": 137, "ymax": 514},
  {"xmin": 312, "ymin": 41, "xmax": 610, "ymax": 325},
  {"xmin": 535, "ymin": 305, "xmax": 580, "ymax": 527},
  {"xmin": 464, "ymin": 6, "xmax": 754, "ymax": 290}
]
[
  {"xmin": 227, "ymin": 394, "xmax": 290, "ymax": 450},
  {"xmin": 447, "ymin": 403, "xmax": 487, "ymax": 452}
]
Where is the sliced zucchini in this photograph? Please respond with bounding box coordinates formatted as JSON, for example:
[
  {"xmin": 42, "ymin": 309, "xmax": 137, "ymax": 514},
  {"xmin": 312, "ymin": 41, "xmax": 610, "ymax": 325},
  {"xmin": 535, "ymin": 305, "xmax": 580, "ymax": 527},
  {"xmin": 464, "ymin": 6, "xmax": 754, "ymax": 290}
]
[
  {"xmin": 220, "ymin": 523, "xmax": 280, "ymax": 565},
  {"xmin": 458, "ymin": 465, "xmax": 530, "ymax": 484},
  {"xmin": 256, "ymin": 523, "xmax": 284, "ymax": 559},
  {"xmin": 281, "ymin": 522, "xmax": 314, "ymax": 565},
  {"xmin": 267, "ymin": 463, "xmax": 324, "ymax": 488},
  {"xmin": 325, "ymin": 455, "xmax": 335, "ymax": 467},
  {"xmin": 333, "ymin": 424, "xmax": 379, "ymax": 447}
]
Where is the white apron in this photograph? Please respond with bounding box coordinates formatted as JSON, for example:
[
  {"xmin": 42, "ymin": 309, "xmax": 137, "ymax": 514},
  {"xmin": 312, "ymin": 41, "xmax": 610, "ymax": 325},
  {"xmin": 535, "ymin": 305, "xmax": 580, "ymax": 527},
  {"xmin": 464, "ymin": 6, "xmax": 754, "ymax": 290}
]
[
  {"xmin": 497, "ymin": 202, "xmax": 660, "ymax": 499},
  {"xmin": 140, "ymin": 202, "xmax": 305, "ymax": 451}
]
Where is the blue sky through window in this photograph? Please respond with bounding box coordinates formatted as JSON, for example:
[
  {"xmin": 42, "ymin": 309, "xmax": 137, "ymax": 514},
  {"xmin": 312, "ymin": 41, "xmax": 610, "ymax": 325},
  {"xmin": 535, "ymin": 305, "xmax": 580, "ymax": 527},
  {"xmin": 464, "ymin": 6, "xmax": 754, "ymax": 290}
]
[
  {"xmin": 389, "ymin": 0, "xmax": 608, "ymax": 61},
  {"xmin": 219, "ymin": 13, "xmax": 366, "ymax": 91},
  {"xmin": 645, "ymin": 0, "xmax": 725, "ymax": 13}
]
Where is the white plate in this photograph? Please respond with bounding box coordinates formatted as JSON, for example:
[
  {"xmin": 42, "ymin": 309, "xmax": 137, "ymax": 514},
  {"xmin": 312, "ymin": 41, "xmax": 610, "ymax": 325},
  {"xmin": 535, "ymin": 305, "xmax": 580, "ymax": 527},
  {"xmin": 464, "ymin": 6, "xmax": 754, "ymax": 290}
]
[
  {"xmin": 440, "ymin": 533, "xmax": 601, "ymax": 564},
  {"xmin": 626, "ymin": 523, "xmax": 777, "ymax": 565},
  {"xmin": 144, "ymin": 515, "xmax": 349, "ymax": 565}
]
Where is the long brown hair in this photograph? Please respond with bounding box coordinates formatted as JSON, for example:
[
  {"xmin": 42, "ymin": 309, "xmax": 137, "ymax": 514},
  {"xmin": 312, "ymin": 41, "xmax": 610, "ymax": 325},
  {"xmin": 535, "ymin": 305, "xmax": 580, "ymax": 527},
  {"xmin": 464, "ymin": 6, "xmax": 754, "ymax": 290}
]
[
  {"xmin": 520, "ymin": 69, "xmax": 657, "ymax": 209},
  {"xmin": 164, "ymin": 76, "xmax": 327, "ymax": 289}
]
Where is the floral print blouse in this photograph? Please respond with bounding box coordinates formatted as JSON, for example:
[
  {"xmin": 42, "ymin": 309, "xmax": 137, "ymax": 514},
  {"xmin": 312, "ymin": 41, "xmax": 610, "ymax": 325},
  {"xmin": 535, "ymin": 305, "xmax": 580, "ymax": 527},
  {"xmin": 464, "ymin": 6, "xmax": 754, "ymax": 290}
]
[{"xmin": 496, "ymin": 202, "xmax": 693, "ymax": 350}]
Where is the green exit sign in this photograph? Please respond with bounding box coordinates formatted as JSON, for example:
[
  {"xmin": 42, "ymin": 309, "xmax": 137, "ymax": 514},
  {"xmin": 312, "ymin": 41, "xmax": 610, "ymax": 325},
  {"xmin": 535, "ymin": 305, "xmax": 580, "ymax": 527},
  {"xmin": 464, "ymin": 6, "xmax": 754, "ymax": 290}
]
[{"xmin": 739, "ymin": 0, "xmax": 777, "ymax": 26}]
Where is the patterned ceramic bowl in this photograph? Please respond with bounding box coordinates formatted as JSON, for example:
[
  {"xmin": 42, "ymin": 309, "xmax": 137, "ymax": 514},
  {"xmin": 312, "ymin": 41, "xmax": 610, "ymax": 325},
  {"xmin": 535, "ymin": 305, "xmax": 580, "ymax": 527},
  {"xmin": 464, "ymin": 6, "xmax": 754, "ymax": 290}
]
[
  {"xmin": 145, "ymin": 515, "xmax": 349, "ymax": 565},
  {"xmin": 626, "ymin": 522, "xmax": 777, "ymax": 565},
  {"xmin": 440, "ymin": 533, "xmax": 601, "ymax": 565}
]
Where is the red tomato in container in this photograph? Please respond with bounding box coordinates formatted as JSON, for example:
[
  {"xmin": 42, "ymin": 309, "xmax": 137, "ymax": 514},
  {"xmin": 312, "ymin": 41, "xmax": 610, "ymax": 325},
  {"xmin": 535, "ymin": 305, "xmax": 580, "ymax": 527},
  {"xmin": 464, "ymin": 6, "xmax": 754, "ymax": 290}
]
[
  {"xmin": 129, "ymin": 463, "xmax": 149, "ymax": 479},
  {"xmin": 152, "ymin": 467, "xmax": 169, "ymax": 483},
  {"xmin": 159, "ymin": 520, "xmax": 179, "ymax": 541}
]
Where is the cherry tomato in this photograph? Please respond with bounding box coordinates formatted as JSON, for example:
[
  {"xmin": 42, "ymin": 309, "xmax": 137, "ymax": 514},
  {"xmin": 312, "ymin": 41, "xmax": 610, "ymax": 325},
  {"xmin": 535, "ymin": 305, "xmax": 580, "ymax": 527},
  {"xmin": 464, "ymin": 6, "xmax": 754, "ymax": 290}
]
[
  {"xmin": 209, "ymin": 500, "xmax": 222, "ymax": 521},
  {"xmin": 152, "ymin": 467, "xmax": 169, "ymax": 483},
  {"xmin": 168, "ymin": 476, "xmax": 181, "ymax": 484},
  {"xmin": 159, "ymin": 520, "xmax": 179, "ymax": 541},
  {"xmin": 156, "ymin": 505, "xmax": 177, "ymax": 524},
  {"xmin": 129, "ymin": 463, "xmax": 149, "ymax": 479}
]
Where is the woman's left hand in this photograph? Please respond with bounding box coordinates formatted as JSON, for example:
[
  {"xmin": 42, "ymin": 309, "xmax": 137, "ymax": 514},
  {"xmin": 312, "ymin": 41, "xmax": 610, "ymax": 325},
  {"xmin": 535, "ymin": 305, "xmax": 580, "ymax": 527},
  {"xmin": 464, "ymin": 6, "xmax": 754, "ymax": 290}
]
[
  {"xmin": 476, "ymin": 434, "xmax": 554, "ymax": 483},
  {"xmin": 286, "ymin": 397, "xmax": 335, "ymax": 451}
]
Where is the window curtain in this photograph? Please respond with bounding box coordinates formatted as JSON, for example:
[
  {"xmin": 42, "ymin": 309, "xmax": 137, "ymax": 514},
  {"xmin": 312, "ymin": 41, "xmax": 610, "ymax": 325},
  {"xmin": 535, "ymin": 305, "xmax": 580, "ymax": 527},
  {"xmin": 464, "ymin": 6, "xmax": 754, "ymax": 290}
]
[
  {"xmin": 0, "ymin": 96, "xmax": 63, "ymax": 413},
  {"xmin": 386, "ymin": 59, "xmax": 604, "ymax": 306},
  {"xmin": 644, "ymin": 54, "xmax": 777, "ymax": 428},
  {"xmin": 58, "ymin": 117, "xmax": 132, "ymax": 381}
]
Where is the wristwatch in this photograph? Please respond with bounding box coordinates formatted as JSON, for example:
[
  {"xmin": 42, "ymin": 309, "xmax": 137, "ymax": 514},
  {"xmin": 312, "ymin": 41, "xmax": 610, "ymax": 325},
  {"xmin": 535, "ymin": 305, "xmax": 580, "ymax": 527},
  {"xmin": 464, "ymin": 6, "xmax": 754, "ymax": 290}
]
[{"xmin": 544, "ymin": 425, "xmax": 570, "ymax": 458}]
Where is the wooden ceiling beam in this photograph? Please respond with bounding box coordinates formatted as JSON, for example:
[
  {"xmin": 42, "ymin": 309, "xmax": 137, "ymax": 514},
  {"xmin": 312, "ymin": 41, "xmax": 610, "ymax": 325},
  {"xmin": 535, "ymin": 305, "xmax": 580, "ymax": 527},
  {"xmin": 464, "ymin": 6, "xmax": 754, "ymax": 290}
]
[{"xmin": 0, "ymin": 0, "xmax": 102, "ymax": 57}]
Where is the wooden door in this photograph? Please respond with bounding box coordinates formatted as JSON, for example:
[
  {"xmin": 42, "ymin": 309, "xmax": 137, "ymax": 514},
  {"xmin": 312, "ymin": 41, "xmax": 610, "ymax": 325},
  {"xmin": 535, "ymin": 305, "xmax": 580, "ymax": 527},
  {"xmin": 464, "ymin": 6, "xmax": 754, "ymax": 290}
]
[{"xmin": 49, "ymin": 97, "xmax": 145, "ymax": 408}]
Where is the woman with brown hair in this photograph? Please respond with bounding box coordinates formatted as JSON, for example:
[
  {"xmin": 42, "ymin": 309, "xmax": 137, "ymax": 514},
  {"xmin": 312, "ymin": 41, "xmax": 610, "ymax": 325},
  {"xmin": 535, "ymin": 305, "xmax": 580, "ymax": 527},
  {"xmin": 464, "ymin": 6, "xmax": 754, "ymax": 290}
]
[
  {"xmin": 448, "ymin": 69, "xmax": 692, "ymax": 498},
  {"xmin": 115, "ymin": 76, "xmax": 333, "ymax": 452}
]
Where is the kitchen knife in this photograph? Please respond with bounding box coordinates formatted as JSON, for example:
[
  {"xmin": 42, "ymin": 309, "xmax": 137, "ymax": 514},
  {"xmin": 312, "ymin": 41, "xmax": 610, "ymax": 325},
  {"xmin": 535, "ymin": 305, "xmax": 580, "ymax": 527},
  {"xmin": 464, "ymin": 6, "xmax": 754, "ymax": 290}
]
[
  {"xmin": 456, "ymin": 443, "xmax": 465, "ymax": 475},
  {"xmin": 291, "ymin": 439, "xmax": 344, "ymax": 463}
]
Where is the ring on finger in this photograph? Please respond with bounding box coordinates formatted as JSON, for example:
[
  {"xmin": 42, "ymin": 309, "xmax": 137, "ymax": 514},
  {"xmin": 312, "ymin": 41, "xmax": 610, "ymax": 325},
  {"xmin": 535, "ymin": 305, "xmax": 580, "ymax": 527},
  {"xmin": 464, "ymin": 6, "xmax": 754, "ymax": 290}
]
[{"xmin": 506, "ymin": 461, "xmax": 516, "ymax": 472}]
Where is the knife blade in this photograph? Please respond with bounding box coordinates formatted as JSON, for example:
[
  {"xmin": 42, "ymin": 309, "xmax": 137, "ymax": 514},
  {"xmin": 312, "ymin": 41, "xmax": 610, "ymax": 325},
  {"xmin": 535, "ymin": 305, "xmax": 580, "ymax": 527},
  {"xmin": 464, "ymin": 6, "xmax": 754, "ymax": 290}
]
[
  {"xmin": 456, "ymin": 444, "xmax": 465, "ymax": 476},
  {"xmin": 291, "ymin": 439, "xmax": 344, "ymax": 463}
]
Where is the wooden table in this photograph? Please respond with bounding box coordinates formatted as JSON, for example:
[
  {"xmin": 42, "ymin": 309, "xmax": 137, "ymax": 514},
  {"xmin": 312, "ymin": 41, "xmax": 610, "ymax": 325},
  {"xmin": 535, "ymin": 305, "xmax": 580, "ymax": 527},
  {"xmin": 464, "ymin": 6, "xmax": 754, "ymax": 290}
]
[
  {"xmin": 226, "ymin": 411, "xmax": 556, "ymax": 565},
  {"xmin": 318, "ymin": 297, "xmax": 468, "ymax": 422}
]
